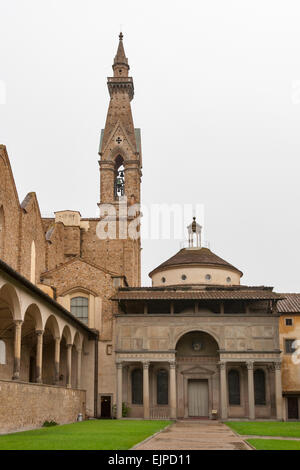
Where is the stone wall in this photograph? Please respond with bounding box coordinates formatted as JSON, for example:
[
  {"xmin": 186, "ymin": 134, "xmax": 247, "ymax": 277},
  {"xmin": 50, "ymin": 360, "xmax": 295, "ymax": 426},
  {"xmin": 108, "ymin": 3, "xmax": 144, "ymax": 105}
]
[{"xmin": 0, "ymin": 379, "xmax": 86, "ymax": 433}]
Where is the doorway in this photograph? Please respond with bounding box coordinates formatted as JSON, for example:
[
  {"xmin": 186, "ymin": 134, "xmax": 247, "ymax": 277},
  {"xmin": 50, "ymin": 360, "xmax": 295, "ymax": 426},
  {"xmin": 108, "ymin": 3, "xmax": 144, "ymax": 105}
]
[
  {"xmin": 101, "ymin": 396, "xmax": 112, "ymax": 418},
  {"xmin": 287, "ymin": 397, "xmax": 299, "ymax": 420},
  {"xmin": 188, "ymin": 379, "xmax": 209, "ymax": 417}
]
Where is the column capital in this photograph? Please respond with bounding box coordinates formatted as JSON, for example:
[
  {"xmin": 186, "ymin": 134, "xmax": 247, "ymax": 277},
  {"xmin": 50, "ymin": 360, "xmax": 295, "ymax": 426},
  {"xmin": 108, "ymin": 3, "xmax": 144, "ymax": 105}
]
[
  {"xmin": 35, "ymin": 329, "xmax": 44, "ymax": 336},
  {"xmin": 169, "ymin": 361, "xmax": 176, "ymax": 369},
  {"xmin": 143, "ymin": 361, "xmax": 150, "ymax": 369},
  {"xmin": 116, "ymin": 362, "xmax": 123, "ymax": 369},
  {"xmin": 218, "ymin": 361, "xmax": 226, "ymax": 370},
  {"xmin": 66, "ymin": 343, "xmax": 73, "ymax": 349},
  {"xmin": 246, "ymin": 361, "xmax": 254, "ymax": 370},
  {"xmin": 274, "ymin": 361, "xmax": 282, "ymax": 370},
  {"xmin": 14, "ymin": 319, "xmax": 23, "ymax": 327}
]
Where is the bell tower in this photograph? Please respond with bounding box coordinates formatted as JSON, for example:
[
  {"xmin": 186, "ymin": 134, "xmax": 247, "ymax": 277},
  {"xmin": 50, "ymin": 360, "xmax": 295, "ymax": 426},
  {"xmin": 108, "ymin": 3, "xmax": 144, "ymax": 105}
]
[{"xmin": 98, "ymin": 33, "xmax": 142, "ymax": 286}]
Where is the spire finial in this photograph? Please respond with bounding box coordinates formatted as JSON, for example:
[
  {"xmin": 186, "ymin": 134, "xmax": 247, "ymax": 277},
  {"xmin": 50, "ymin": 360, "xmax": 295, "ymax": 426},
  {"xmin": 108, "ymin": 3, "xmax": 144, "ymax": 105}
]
[{"xmin": 113, "ymin": 31, "xmax": 129, "ymax": 69}]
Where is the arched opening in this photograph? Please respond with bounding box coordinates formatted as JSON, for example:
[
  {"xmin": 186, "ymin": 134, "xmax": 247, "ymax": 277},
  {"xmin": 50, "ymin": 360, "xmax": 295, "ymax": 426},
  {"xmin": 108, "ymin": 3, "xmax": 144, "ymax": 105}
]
[
  {"xmin": 254, "ymin": 369, "xmax": 266, "ymax": 405},
  {"xmin": 175, "ymin": 330, "xmax": 219, "ymax": 418},
  {"xmin": 228, "ymin": 369, "xmax": 241, "ymax": 405},
  {"xmin": 114, "ymin": 155, "xmax": 125, "ymax": 198},
  {"xmin": 176, "ymin": 330, "xmax": 219, "ymax": 357},
  {"xmin": 60, "ymin": 325, "xmax": 72, "ymax": 387},
  {"xmin": 0, "ymin": 284, "xmax": 21, "ymax": 379},
  {"xmin": 71, "ymin": 344, "xmax": 77, "ymax": 389},
  {"xmin": 0, "ymin": 206, "xmax": 4, "ymax": 257},
  {"xmin": 70, "ymin": 296, "xmax": 89, "ymax": 325},
  {"xmin": 157, "ymin": 369, "xmax": 168, "ymax": 405},
  {"xmin": 21, "ymin": 304, "xmax": 43, "ymax": 382},
  {"xmin": 131, "ymin": 368, "xmax": 143, "ymax": 405},
  {"xmin": 30, "ymin": 241, "xmax": 36, "ymax": 284},
  {"xmin": 42, "ymin": 315, "xmax": 59, "ymax": 385}
]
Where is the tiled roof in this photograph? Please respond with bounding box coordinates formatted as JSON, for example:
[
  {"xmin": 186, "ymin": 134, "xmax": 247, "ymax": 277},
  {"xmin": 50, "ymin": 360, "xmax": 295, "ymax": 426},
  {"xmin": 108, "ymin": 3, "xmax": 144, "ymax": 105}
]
[
  {"xmin": 149, "ymin": 247, "xmax": 243, "ymax": 277},
  {"xmin": 113, "ymin": 288, "xmax": 282, "ymax": 301},
  {"xmin": 278, "ymin": 294, "xmax": 300, "ymax": 313}
]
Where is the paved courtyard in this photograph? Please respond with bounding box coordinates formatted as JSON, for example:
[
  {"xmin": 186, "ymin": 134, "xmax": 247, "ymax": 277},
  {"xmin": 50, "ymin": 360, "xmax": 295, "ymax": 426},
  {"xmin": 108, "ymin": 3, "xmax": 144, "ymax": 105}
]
[{"xmin": 134, "ymin": 420, "xmax": 252, "ymax": 450}]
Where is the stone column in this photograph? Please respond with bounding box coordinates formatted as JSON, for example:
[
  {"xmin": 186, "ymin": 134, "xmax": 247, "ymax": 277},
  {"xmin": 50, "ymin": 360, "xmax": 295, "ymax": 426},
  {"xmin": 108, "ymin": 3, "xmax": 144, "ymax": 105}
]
[
  {"xmin": 35, "ymin": 330, "xmax": 44, "ymax": 383},
  {"xmin": 76, "ymin": 348, "xmax": 82, "ymax": 389},
  {"xmin": 66, "ymin": 344, "xmax": 72, "ymax": 388},
  {"xmin": 143, "ymin": 362, "xmax": 150, "ymax": 419},
  {"xmin": 169, "ymin": 361, "xmax": 177, "ymax": 419},
  {"xmin": 247, "ymin": 361, "xmax": 255, "ymax": 420},
  {"xmin": 54, "ymin": 337, "xmax": 61, "ymax": 385},
  {"xmin": 116, "ymin": 362, "xmax": 123, "ymax": 419},
  {"xmin": 12, "ymin": 320, "xmax": 23, "ymax": 380},
  {"xmin": 274, "ymin": 362, "xmax": 283, "ymax": 420},
  {"xmin": 219, "ymin": 361, "xmax": 228, "ymax": 419}
]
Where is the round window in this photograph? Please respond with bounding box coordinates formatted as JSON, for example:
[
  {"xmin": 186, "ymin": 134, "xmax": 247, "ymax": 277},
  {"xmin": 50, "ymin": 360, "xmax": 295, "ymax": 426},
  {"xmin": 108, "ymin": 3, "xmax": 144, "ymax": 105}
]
[
  {"xmin": 181, "ymin": 274, "xmax": 187, "ymax": 280},
  {"xmin": 205, "ymin": 274, "xmax": 211, "ymax": 281},
  {"xmin": 226, "ymin": 276, "xmax": 231, "ymax": 283},
  {"xmin": 161, "ymin": 277, "xmax": 166, "ymax": 283}
]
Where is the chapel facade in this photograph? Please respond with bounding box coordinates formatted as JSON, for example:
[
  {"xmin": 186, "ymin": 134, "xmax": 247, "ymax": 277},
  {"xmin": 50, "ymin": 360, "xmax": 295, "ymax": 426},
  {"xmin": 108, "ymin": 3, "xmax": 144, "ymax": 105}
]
[{"xmin": 0, "ymin": 34, "xmax": 300, "ymax": 431}]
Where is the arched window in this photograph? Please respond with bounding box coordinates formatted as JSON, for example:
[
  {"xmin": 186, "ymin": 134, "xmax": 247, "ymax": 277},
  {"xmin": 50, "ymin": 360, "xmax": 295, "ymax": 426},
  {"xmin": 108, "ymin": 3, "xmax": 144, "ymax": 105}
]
[
  {"xmin": 228, "ymin": 369, "xmax": 240, "ymax": 405},
  {"xmin": 254, "ymin": 369, "xmax": 266, "ymax": 405},
  {"xmin": 114, "ymin": 155, "xmax": 125, "ymax": 198},
  {"xmin": 0, "ymin": 206, "xmax": 4, "ymax": 257},
  {"xmin": 157, "ymin": 369, "xmax": 168, "ymax": 405},
  {"xmin": 30, "ymin": 240, "xmax": 36, "ymax": 284},
  {"xmin": 0, "ymin": 340, "xmax": 6, "ymax": 365},
  {"xmin": 131, "ymin": 368, "xmax": 143, "ymax": 404},
  {"xmin": 70, "ymin": 297, "xmax": 89, "ymax": 325}
]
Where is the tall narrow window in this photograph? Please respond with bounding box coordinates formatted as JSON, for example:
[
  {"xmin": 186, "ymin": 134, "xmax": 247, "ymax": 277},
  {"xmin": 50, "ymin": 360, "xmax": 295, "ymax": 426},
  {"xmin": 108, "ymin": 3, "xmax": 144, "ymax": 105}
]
[
  {"xmin": 70, "ymin": 297, "xmax": 89, "ymax": 324},
  {"xmin": 30, "ymin": 240, "xmax": 36, "ymax": 284},
  {"xmin": 157, "ymin": 369, "xmax": 168, "ymax": 405},
  {"xmin": 0, "ymin": 340, "xmax": 6, "ymax": 365},
  {"xmin": 228, "ymin": 369, "xmax": 240, "ymax": 405},
  {"xmin": 254, "ymin": 369, "xmax": 266, "ymax": 405},
  {"xmin": 131, "ymin": 368, "xmax": 143, "ymax": 404},
  {"xmin": 0, "ymin": 206, "xmax": 4, "ymax": 257},
  {"xmin": 114, "ymin": 155, "xmax": 125, "ymax": 198}
]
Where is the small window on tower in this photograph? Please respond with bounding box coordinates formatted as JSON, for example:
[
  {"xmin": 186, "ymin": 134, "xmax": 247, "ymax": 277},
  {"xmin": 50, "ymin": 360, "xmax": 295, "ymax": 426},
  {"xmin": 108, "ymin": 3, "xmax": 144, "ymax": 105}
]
[
  {"xmin": 285, "ymin": 318, "xmax": 293, "ymax": 326},
  {"xmin": 181, "ymin": 274, "xmax": 187, "ymax": 281},
  {"xmin": 114, "ymin": 155, "xmax": 125, "ymax": 198},
  {"xmin": 205, "ymin": 274, "xmax": 211, "ymax": 281}
]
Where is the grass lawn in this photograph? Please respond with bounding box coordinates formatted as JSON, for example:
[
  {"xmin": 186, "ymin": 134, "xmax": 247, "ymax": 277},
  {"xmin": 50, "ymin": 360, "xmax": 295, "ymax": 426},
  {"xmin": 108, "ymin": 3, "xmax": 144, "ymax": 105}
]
[
  {"xmin": 247, "ymin": 439, "xmax": 300, "ymax": 450},
  {"xmin": 226, "ymin": 421, "xmax": 300, "ymax": 438},
  {"xmin": 0, "ymin": 419, "xmax": 172, "ymax": 450}
]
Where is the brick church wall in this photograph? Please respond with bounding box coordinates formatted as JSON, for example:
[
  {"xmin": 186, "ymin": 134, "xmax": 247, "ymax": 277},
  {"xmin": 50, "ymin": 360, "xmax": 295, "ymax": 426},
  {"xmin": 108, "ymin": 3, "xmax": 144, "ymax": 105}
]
[{"xmin": 0, "ymin": 146, "xmax": 21, "ymax": 271}]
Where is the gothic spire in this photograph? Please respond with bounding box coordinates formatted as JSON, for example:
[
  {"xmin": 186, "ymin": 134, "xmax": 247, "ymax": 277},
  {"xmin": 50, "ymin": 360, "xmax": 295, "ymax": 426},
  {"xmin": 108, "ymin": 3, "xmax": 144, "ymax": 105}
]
[{"xmin": 113, "ymin": 32, "xmax": 129, "ymax": 69}]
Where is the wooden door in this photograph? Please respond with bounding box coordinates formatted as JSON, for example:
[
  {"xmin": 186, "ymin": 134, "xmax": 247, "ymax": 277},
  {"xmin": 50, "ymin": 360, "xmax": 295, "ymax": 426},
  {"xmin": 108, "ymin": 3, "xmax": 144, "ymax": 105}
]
[
  {"xmin": 288, "ymin": 397, "xmax": 299, "ymax": 420},
  {"xmin": 188, "ymin": 380, "xmax": 209, "ymax": 417},
  {"xmin": 101, "ymin": 396, "xmax": 111, "ymax": 418}
]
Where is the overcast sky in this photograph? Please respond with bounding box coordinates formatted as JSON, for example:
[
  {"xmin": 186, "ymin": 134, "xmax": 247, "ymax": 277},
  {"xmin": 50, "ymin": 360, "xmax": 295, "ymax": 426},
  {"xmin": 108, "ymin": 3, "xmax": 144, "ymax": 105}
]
[{"xmin": 1, "ymin": 0, "xmax": 300, "ymax": 291}]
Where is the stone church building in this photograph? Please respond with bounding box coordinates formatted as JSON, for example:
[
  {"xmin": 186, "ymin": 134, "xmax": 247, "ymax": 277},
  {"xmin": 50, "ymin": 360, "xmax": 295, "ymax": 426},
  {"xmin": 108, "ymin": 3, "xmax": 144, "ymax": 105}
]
[{"xmin": 0, "ymin": 34, "xmax": 300, "ymax": 432}]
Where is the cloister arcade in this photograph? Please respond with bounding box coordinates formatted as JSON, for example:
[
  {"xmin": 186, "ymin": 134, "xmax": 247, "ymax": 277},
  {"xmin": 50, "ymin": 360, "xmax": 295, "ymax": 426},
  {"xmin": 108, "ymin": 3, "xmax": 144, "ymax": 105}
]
[{"xmin": 0, "ymin": 262, "xmax": 97, "ymax": 408}]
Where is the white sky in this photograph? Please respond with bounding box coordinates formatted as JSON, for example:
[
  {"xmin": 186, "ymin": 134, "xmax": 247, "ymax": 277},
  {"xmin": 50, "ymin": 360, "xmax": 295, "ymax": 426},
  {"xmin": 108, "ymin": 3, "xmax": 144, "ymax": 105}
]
[{"xmin": 0, "ymin": 0, "xmax": 300, "ymax": 291}]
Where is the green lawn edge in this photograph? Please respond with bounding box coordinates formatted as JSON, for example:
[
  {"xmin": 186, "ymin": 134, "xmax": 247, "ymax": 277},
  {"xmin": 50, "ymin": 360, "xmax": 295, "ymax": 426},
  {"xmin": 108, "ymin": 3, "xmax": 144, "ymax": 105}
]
[
  {"xmin": 247, "ymin": 439, "xmax": 300, "ymax": 450},
  {"xmin": 226, "ymin": 421, "xmax": 300, "ymax": 438},
  {"xmin": 0, "ymin": 419, "xmax": 173, "ymax": 450}
]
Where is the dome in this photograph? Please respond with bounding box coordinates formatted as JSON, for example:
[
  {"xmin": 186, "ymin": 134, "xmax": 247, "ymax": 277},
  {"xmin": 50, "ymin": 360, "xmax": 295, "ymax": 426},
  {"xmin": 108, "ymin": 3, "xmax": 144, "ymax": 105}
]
[{"xmin": 149, "ymin": 247, "xmax": 243, "ymax": 287}]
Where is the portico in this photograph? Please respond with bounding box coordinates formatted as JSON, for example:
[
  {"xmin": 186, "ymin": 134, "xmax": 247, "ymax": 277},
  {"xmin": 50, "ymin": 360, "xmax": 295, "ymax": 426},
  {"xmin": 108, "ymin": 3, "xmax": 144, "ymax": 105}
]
[{"xmin": 113, "ymin": 242, "xmax": 284, "ymax": 422}]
